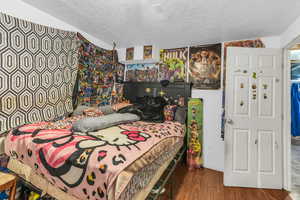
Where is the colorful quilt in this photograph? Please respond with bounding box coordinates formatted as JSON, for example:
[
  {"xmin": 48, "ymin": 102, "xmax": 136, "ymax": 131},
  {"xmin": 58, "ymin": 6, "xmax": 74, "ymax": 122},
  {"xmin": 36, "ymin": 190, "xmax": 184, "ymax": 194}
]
[
  {"xmin": 5, "ymin": 121, "xmax": 184, "ymax": 200},
  {"xmin": 77, "ymin": 33, "xmax": 124, "ymax": 106}
]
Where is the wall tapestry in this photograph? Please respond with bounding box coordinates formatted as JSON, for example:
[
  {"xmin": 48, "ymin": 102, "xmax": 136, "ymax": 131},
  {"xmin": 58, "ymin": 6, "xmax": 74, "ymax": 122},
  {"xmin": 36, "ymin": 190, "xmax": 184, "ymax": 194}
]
[
  {"xmin": 125, "ymin": 63, "xmax": 159, "ymax": 82},
  {"xmin": 221, "ymin": 39, "xmax": 265, "ymax": 139},
  {"xmin": 143, "ymin": 45, "xmax": 152, "ymax": 59},
  {"xmin": 159, "ymin": 48, "xmax": 187, "ymax": 82},
  {"xmin": 187, "ymin": 98, "xmax": 203, "ymax": 170},
  {"xmin": 189, "ymin": 44, "xmax": 221, "ymax": 89},
  {"xmin": 77, "ymin": 33, "xmax": 124, "ymax": 106},
  {"xmin": 126, "ymin": 47, "xmax": 134, "ymax": 61},
  {"xmin": 0, "ymin": 12, "xmax": 78, "ymax": 134}
]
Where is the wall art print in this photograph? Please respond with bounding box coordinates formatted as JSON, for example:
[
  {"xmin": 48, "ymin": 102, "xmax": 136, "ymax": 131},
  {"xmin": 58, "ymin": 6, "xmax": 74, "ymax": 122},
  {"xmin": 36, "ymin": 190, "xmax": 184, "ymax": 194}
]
[
  {"xmin": 77, "ymin": 33, "xmax": 124, "ymax": 106},
  {"xmin": 143, "ymin": 45, "xmax": 152, "ymax": 59},
  {"xmin": 159, "ymin": 47, "xmax": 187, "ymax": 82},
  {"xmin": 126, "ymin": 47, "xmax": 134, "ymax": 61},
  {"xmin": 189, "ymin": 44, "xmax": 221, "ymax": 89},
  {"xmin": 0, "ymin": 12, "xmax": 79, "ymax": 134},
  {"xmin": 125, "ymin": 63, "xmax": 159, "ymax": 82}
]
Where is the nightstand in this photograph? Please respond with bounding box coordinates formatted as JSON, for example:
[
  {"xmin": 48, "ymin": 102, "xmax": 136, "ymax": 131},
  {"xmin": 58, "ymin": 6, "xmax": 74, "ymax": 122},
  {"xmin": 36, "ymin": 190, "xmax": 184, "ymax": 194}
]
[{"xmin": 0, "ymin": 172, "xmax": 17, "ymax": 200}]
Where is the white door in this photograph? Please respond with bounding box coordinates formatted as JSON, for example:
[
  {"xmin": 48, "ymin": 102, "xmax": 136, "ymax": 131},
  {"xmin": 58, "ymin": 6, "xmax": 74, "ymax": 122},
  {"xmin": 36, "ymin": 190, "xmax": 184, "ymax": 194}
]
[{"xmin": 224, "ymin": 47, "xmax": 283, "ymax": 189}]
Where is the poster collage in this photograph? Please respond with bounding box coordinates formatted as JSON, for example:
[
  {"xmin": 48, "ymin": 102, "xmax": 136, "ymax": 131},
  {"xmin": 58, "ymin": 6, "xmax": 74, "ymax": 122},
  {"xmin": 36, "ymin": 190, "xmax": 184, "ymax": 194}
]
[
  {"xmin": 77, "ymin": 33, "xmax": 125, "ymax": 106},
  {"xmin": 125, "ymin": 44, "xmax": 222, "ymax": 89}
]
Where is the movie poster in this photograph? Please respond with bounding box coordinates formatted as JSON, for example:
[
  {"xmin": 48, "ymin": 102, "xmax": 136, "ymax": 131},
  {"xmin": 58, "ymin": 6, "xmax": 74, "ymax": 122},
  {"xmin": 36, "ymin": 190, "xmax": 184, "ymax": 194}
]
[
  {"xmin": 159, "ymin": 47, "xmax": 188, "ymax": 82},
  {"xmin": 126, "ymin": 47, "xmax": 134, "ymax": 60},
  {"xmin": 143, "ymin": 45, "xmax": 152, "ymax": 59},
  {"xmin": 189, "ymin": 44, "xmax": 221, "ymax": 89},
  {"xmin": 125, "ymin": 63, "xmax": 159, "ymax": 82}
]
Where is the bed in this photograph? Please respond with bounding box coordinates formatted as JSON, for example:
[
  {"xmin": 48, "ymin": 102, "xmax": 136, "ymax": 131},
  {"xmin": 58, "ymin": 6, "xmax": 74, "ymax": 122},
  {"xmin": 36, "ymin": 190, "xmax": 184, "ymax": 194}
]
[{"xmin": 4, "ymin": 82, "xmax": 191, "ymax": 200}]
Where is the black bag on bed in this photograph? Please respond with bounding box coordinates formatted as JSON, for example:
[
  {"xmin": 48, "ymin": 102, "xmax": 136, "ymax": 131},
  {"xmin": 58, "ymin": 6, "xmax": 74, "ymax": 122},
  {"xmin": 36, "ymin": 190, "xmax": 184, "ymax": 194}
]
[{"xmin": 118, "ymin": 96, "xmax": 167, "ymax": 122}]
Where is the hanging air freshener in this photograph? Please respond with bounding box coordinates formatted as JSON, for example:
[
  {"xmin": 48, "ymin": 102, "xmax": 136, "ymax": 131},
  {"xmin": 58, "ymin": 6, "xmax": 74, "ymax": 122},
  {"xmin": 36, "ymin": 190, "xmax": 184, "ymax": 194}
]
[
  {"xmin": 240, "ymin": 83, "xmax": 244, "ymax": 88},
  {"xmin": 264, "ymin": 93, "xmax": 267, "ymax": 99},
  {"xmin": 252, "ymin": 72, "xmax": 257, "ymax": 79}
]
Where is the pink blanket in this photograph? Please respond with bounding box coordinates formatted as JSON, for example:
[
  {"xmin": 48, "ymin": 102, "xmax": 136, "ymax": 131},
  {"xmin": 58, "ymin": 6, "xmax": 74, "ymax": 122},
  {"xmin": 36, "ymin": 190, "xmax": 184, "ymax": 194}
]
[{"xmin": 5, "ymin": 121, "xmax": 184, "ymax": 200}]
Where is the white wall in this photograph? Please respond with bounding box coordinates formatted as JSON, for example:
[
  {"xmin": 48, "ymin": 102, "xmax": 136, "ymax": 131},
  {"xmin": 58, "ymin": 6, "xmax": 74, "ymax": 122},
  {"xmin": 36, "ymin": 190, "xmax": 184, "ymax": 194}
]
[
  {"xmin": 281, "ymin": 15, "xmax": 300, "ymax": 48},
  {"xmin": 0, "ymin": 0, "xmax": 112, "ymax": 49}
]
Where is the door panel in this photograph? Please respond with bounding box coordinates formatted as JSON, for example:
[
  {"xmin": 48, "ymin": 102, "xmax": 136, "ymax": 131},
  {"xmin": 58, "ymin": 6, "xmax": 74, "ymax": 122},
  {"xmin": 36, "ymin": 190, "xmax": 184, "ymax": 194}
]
[
  {"xmin": 224, "ymin": 47, "xmax": 282, "ymax": 189},
  {"xmin": 233, "ymin": 76, "xmax": 250, "ymax": 117},
  {"xmin": 258, "ymin": 130, "xmax": 274, "ymax": 173},
  {"xmin": 258, "ymin": 77, "xmax": 275, "ymax": 118},
  {"xmin": 233, "ymin": 129, "xmax": 250, "ymax": 172}
]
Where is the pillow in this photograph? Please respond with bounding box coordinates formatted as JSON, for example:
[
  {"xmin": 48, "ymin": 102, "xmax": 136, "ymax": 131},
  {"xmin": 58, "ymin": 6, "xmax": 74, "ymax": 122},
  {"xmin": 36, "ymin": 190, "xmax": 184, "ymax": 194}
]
[
  {"xmin": 98, "ymin": 105, "xmax": 115, "ymax": 115},
  {"xmin": 174, "ymin": 107, "xmax": 187, "ymax": 124},
  {"xmin": 164, "ymin": 105, "xmax": 177, "ymax": 121},
  {"xmin": 112, "ymin": 101, "xmax": 132, "ymax": 111},
  {"xmin": 72, "ymin": 113, "xmax": 140, "ymax": 133}
]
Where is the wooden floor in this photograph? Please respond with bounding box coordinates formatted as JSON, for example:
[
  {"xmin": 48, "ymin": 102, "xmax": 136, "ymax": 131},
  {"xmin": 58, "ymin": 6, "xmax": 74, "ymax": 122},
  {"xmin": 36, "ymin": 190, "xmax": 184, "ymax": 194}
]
[{"xmin": 160, "ymin": 165, "xmax": 291, "ymax": 200}]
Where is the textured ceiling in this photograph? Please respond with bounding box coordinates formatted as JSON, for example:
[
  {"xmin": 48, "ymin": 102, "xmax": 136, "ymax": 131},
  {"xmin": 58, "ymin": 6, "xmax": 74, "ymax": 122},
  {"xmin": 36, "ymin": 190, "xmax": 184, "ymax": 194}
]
[{"xmin": 23, "ymin": 0, "xmax": 300, "ymax": 48}]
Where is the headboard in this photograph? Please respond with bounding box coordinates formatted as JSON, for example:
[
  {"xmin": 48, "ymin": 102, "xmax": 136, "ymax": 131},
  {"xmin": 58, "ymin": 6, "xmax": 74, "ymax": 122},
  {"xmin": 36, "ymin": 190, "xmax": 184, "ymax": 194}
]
[{"xmin": 123, "ymin": 82, "xmax": 192, "ymax": 105}]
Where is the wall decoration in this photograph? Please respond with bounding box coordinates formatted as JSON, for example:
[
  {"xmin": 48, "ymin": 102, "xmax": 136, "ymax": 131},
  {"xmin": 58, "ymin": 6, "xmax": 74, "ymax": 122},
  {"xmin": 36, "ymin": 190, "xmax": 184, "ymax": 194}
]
[
  {"xmin": 159, "ymin": 47, "xmax": 188, "ymax": 82},
  {"xmin": 77, "ymin": 33, "xmax": 124, "ymax": 106},
  {"xmin": 111, "ymin": 83, "xmax": 124, "ymax": 105},
  {"xmin": 143, "ymin": 45, "xmax": 152, "ymax": 59},
  {"xmin": 187, "ymin": 98, "xmax": 203, "ymax": 170},
  {"xmin": 115, "ymin": 63, "xmax": 125, "ymax": 83},
  {"xmin": 126, "ymin": 47, "xmax": 134, "ymax": 61},
  {"xmin": 0, "ymin": 12, "xmax": 78, "ymax": 134},
  {"xmin": 125, "ymin": 63, "xmax": 159, "ymax": 82},
  {"xmin": 221, "ymin": 39, "xmax": 265, "ymax": 139},
  {"xmin": 189, "ymin": 44, "xmax": 222, "ymax": 89}
]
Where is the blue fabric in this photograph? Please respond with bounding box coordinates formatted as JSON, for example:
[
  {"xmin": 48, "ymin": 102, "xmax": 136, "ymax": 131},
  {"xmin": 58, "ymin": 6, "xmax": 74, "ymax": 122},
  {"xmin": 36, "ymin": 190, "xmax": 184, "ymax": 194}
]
[{"xmin": 291, "ymin": 83, "xmax": 300, "ymax": 136}]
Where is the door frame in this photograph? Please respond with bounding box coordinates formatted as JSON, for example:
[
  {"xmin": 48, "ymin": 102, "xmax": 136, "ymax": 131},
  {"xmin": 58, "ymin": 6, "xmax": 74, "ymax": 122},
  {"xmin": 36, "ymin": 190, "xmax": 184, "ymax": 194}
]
[{"xmin": 283, "ymin": 35, "xmax": 300, "ymax": 191}]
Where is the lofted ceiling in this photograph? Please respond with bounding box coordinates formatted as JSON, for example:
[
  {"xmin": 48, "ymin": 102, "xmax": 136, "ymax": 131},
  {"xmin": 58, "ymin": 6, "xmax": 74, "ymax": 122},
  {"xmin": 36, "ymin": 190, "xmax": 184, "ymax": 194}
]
[{"xmin": 23, "ymin": 0, "xmax": 300, "ymax": 48}]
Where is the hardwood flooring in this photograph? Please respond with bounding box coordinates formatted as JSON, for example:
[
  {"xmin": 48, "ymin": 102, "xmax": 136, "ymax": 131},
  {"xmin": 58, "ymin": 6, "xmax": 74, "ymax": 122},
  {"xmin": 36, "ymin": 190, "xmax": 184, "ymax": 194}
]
[{"xmin": 160, "ymin": 165, "xmax": 291, "ymax": 200}]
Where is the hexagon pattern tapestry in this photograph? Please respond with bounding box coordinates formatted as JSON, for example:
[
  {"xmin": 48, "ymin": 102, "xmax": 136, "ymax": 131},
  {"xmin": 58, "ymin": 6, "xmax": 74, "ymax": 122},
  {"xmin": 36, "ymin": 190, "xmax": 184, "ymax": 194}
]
[{"xmin": 0, "ymin": 12, "xmax": 79, "ymax": 133}]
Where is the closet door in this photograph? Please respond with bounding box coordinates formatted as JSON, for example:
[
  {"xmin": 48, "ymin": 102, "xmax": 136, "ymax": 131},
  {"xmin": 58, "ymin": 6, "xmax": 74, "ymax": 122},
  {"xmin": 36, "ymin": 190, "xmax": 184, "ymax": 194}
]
[{"xmin": 224, "ymin": 47, "xmax": 282, "ymax": 189}]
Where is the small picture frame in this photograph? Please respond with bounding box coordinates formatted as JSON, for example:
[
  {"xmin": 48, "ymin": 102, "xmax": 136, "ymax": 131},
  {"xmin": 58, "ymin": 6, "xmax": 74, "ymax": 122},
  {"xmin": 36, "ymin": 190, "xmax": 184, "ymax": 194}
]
[
  {"xmin": 126, "ymin": 47, "xmax": 134, "ymax": 61},
  {"xmin": 143, "ymin": 45, "xmax": 152, "ymax": 59}
]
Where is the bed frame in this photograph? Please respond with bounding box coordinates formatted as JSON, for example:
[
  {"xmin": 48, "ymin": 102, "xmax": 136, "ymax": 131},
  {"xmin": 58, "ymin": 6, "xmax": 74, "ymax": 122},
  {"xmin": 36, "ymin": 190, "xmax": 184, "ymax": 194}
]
[{"xmin": 13, "ymin": 81, "xmax": 192, "ymax": 200}]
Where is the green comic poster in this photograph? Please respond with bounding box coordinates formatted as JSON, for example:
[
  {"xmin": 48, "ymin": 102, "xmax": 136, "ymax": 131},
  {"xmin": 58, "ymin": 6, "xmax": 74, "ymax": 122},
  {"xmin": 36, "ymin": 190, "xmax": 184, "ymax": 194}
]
[{"xmin": 187, "ymin": 98, "xmax": 203, "ymax": 169}]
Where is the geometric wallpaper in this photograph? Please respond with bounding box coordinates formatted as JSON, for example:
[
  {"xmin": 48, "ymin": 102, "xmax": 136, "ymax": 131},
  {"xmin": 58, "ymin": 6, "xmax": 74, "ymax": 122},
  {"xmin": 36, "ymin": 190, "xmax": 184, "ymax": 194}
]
[{"xmin": 0, "ymin": 12, "xmax": 79, "ymax": 133}]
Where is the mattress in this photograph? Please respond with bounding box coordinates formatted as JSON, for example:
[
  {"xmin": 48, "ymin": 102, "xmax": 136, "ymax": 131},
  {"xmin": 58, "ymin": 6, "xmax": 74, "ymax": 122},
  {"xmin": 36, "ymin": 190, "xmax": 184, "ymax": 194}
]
[
  {"xmin": 8, "ymin": 140, "xmax": 183, "ymax": 200},
  {"xmin": 5, "ymin": 121, "xmax": 185, "ymax": 200}
]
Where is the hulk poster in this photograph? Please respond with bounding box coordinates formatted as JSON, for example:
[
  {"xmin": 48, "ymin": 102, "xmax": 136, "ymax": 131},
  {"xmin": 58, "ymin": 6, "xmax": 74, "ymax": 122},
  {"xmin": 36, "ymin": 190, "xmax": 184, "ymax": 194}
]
[
  {"xmin": 189, "ymin": 44, "xmax": 221, "ymax": 89},
  {"xmin": 159, "ymin": 47, "xmax": 188, "ymax": 82}
]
